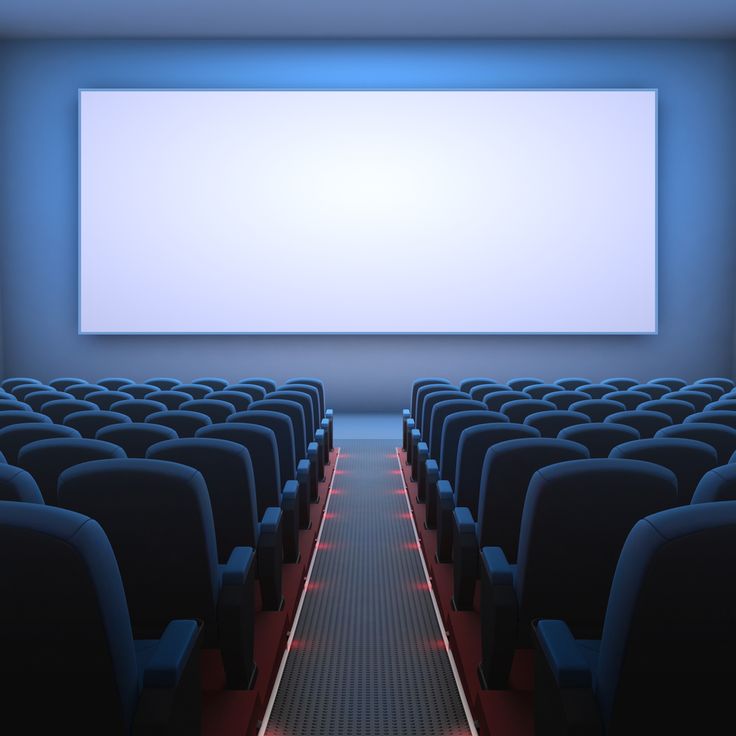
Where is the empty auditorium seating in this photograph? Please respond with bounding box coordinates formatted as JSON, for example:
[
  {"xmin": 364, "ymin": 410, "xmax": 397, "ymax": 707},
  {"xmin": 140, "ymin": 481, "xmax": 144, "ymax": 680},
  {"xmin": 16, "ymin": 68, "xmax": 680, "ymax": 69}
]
[
  {"xmin": 24, "ymin": 389, "xmax": 72, "ymax": 411},
  {"xmin": 568, "ymin": 399, "xmax": 626, "ymax": 422},
  {"xmin": 144, "ymin": 377, "xmax": 180, "ymax": 390},
  {"xmin": 691, "ymin": 464, "xmax": 736, "ymax": 502},
  {"xmin": 40, "ymin": 398, "xmax": 97, "ymax": 423},
  {"xmin": 555, "ymin": 377, "xmax": 592, "ymax": 390},
  {"xmin": 662, "ymin": 389, "xmax": 711, "ymax": 411},
  {"xmin": 58, "ymin": 459, "xmax": 256, "ymax": 689},
  {"xmin": 11, "ymin": 383, "xmax": 52, "ymax": 401},
  {"xmin": 524, "ymin": 383, "xmax": 564, "ymax": 400},
  {"xmin": 685, "ymin": 410, "xmax": 736, "ymax": 430},
  {"xmin": 508, "ymin": 377, "xmax": 543, "ymax": 391},
  {"xmin": 603, "ymin": 390, "xmax": 651, "ymax": 410},
  {"xmin": 0, "ymin": 501, "xmax": 202, "ymax": 733},
  {"xmin": 193, "ymin": 377, "xmax": 229, "ymax": 391},
  {"xmin": 469, "ymin": 383, "xmax": 511, "ymax": 401},
  {"xmin": 630, "ymin": 383, "xmax": 670, "ymax": 400},
  {"xmin": 533, "ymin": 502, "xmax": 736, "ymax": 735},
  {"xmin": 97, "ymin": 377, "xmax": 134, "ymax": 390},
  {"xmin": 524, "ymin": 409, "xmax": 590, "ymax": 437},
  {"xmin": 542, "ymin": 390, "xmax": 590, "ymax": 410},
  {"xmin": 0, "ymin": 410, "xmax": 51, "ymax": 429},
  {"xmin": 226, "ymin": 383, "xmax": 267, "ymax": 401},
  {"xmin": 116, "ymin": 383, "xmax": 161, "ymax": 399},
  {"xmin": 180, "ymin": 398, "xmax": 236, "ymax": 423},
  {"xmin": 86, "ymin": 389, "xmax": 135, "ymax": 410},
  {"xmin": 601, "ymin": 377, "xmax": 639, "ymax": 390},
  {"xmin": 0, "ymin": 423, "xmax": 80, "ymax": 464},
  {"xmin": 656, "ymin": 422, "xmax": 736, "ymax": 465},
  {"xmin": 577, "ymin": 383, "xmax": 617, "ymax": 399},
  {"xmin": 500, "ymin": 398, "xmax": 556, "ymax": 423},
  {"xmin": 143, "ymin": 389, "xmax": 192, "ymax": 409},
  {"xmin": 459, "ymin": 377, "xmax": 496, "ymax": 393},
  {"xmin": 637, "ymin": 398, "xmax": 694, "ymax": 424},
  {"xmin": 64, "ymin": 410, "xmax": 132, "ymax": 438},
  {"xmin": 479, "ymin": 458, "xmax": 676, "ymax": 687},
  {"xmin": 208, "ymin": 390, "xmax": 253, "ymax": 412},
  {"xmin": 240, "ymin": 377, "xmax": 277, "ymax": 393},
  {"xmin": 110, "ymin": 398, "xmax": 168, "ymax": 422},
  {"xmin": 0, "ymin": 398, "xmax": 31, "ymax": 412},
  {"xmin": 682, "ymin": 382, "xmax": 724, "ymax": 401},
  {"xmin": 174, "ymin": 383, "xmax": 214, "ymax": 400},
  {"xmin": 66, "ymin": 382, "xmax": 106, "ymax": 399},
  {"xmin": 650, "ymin": 376, "xmax": 688, "ymax": 391},
  {"xmin": 1, "ymin": 377, "xmax": 42, "ymax": 392},
  {"xmin": 483, "ymin": 390, "xmax": 529, "ymax": 412},
  {"xmin": 558, "ymin": 422, "xmax": 639, "ymax": 457},
  {"xmin": 96, "ymin": 423, "xmax": 178, "ymax": 458},
  {"xmin": 145, "ymin": 409, "xmax": 212, "ymax": 437},
  {"xmin": 0, "ymin": 465, "xmax": 44, "ymax": 502},
  {"xmin": 605, "ymin": 409, "xmax": 673, "ymax": 438}
]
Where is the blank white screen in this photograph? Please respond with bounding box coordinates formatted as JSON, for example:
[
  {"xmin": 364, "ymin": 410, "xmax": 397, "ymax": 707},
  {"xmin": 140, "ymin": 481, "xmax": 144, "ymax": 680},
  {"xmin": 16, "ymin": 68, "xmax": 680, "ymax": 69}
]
[{"xmin": 79, "ymin": 89, "xmax": 656, "ymax": 333}]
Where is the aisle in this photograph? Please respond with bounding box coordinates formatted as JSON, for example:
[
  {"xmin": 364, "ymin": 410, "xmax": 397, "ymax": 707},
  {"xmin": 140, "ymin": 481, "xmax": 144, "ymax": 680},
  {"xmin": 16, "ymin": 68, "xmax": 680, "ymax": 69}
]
[{"xmin": 260, "ymin": 439, "xmax": 475, "ymax": 736}]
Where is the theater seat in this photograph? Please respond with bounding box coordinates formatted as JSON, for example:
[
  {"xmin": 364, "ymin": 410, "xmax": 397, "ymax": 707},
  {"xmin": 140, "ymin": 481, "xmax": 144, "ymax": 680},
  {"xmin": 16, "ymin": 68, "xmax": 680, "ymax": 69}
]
[
  {"xmin": 605, "ymin": 410, "xmax": 673, "ymax": 438},
  {"xmin": 542, "ymin": 390, "xmax": 591, "ymax": 410},
  {"xmin": 17, "ymin": 437, "xmax": 125, "ymax": 505},
  {"xmin": 555, "ymin": 377, "xmax": 592, "ymax": 390},
  {"xmin": 96, "ymin": 423, "xmax": 178, "ymax": 458},
  {"xmin": 0, "ymin": 501, "xmax": 202, "ymax": 733},
  {"xmin": 650, "ymin": 376, "xmax": 688, "ymax": 391},
  {"xmin": 452, "ymin": 438, "xmax": 589, "ymax": 609},
  {"xmin": 193, "ymin": 377, "xmax": 229, "ymax": 391},
  {"xmin": 662, "ymin": 390, "xmax": 711, "ymax": 412},
  {"xmin": 239, "ymin": 377, "xmax": 277, "ymax": 394},
  {"xmin": 226, "ymin": 383, "xmax": 266, "ymax": 401},
  {"xmin": 469, "ymin": 383, "xmax": 511, "ymax": 402},
  {"xmin": 144, "ymin": 377, "xmax": 181, "ymax": 390},
  {"xmin": 479, "ymin": 458, "xmax": 676, "ymax": 688},
  {"xmin": 208, "ymin": 390, "xmax": 253, "ymax": 412},
  {"xmin": 0, "ymin": 465, "xmax": 44, "ymax": 503},
  {"xmin": 533, "ymin": 502, "xmax": 736, "ymax": 735},
  {"xmin": 629, "ymin": 383, "xmax": 670, "ymax": 400},
  {"xmin": 524, "ymin": 410, "xmax": 590, "ymax": 438},
  {"xmin": 568, "ymin": 399, "xmax": 626, "ymax": 422},
  {"xmin": 0, "ymin": 410, "xmax": 52, "ymax": 430},
  {"xmin": 110, "ymin": 399, "xmax": 168, "ymax": 423},
  {"xmin": 710, "ymin": 399, "xmax": 736, "ymax": 412},
  {"xmin": 145, "ymin": 410, "xmax": 212, "ymax": 438},
  {"xmin": 524, "ymin": 384, "xmax": 564, "ymax": 400},
  {"xmin": 691, "ymin": 464, "xmax": 736, "ymax": 503},
  {"xmin": 173, "ymin": 384, "xmax": 213, "ymax": 400},
  {"xmin": 602, "ymin": 390, "xmax": 651, "ymax": 410},
  {"xmin": 483, "ymin": 390, "xmax": 530, "ymax": 413},
  {"xmin": 11, "ymin": 383, "xmax": 53, "ymax": 401},
  {"xmin": 655, "ymin": 422, "xmax": 736, "ymax": 465},
  {"xmin": 610, "ymin": 438, "xmax": 717, "ymax": 504},
  {"xmin": 682, "ymin": 382, "xmax": 724, "ymax": 401},
  {"xmin": 117, "ymin": 383, "xmax": 161, "ymax": 400},
  {"xmin": 66, "ymin": 383, "xmax": 106, "ymax": 400},
  {"xmin": 24, "ymin": 390, "xmax": 73, "ymax": 412},
  {"xmin": 48, "ymin": 377, "xmax": 86, "ymax": 391},
  {"xmin": 97, "ymin": 377, "xmax": 134, "ymax": 390},
  {"xmin": 63, "ymin": 410, "xmax": 132, "ymax": 438},
  {"xmin": 696, "ymin": 377, "xmax": 735, "ymax": 392},
  {"xmin": 285, "ymin": 377, "xmax": 332, "ymax": 449},
  {"xmin": 558, "ymin": 423, "xmax": 640, "ymax": 457},
  {"xmin": 85, "ymin": 390, "xmax": 135, "ymax": 410},
  {"xmin": 143, "ymin": 390, "xmax": 192, "ymax": 410},
  {"xmin": 1, "ymin": 377, "xmax": 42, "ymax": 392},
  {"xmin": 508, "ymin": 377, "xmax": 543, "ymax": 391},
  {"xmin": 500, "ymin": 399, "xmax": 556, "ymax": 423},
  {"xmin": 180, "ymin": 399, "xmax": 236, "ymax": 424},
  {"xmin": 601, "ymin": 377, "xmax": 639, "ymax": 390},
  {"xmin": 40, "ymin": 399, "xmax": 98, "ymax": 424},
  {"xmin": 685, "ymin": 410, "xmax": 736, "ymax": 430},
  {"xmin": 0, "ymin": 399, "xmax": 32, "ymax": 412},
  {"xmin": 58, "ymin": 459, "xmax": 255, "ymax": 690},
  {"xmin": 459, "ymin": 377, "xmax": 496, "ymax": 394},
  {"xmin": 0, "ymin": 424, "xmax": 80, "ymax": 465},
  {"xmin": 637, "ymin": 398, "xmax": 694, "ymax": 424},
  {"xmin": 147, "ymin": 438, "xmax": 284, "ymax": 609},
  {"xmin": 577, "ymin": 383, "xmax": 617, "ymax": 399}
]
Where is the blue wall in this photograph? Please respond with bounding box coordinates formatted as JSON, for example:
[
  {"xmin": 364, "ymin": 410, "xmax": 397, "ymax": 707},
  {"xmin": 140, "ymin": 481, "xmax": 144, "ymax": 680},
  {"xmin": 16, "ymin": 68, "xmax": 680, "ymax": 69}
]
[{"xmin": 1, "ymin": 41, "xmax": 735, "ymax": 410}]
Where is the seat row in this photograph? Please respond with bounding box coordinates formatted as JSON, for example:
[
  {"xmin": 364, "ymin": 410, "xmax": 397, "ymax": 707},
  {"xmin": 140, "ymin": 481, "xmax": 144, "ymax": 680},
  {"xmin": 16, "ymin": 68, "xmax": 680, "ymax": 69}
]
[
  {"xmin": 0, "ymin": 375, "xmax": 335, "ymax": 734},
  {"xmin": 400, "ymin": 375, "xmax": 736, "ymax": 735}
]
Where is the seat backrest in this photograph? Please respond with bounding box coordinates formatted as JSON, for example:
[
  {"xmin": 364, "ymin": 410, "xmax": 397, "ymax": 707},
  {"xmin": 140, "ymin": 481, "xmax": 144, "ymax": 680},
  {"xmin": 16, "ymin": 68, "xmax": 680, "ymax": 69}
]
[
  {"xmin": 610, "ymin": 438, "xmax": 718, "ymax": 504},
  {"xmin": 48, "ymin": 377, "xmax": 86, "ymax": 391},
  {"xmin": 649, "ymin": 377, "xmax": 688, "ymax": 391},
  {"xmin": 438, "ymin": 410, "xmax": 503, "ymax": 483},
  {"xmin": 285, "ymin": 377, "xmax": 326, "ymax": 416},
  {"xmin": 96, "ymin": 423, "xmax": 178, "ymax": 459},
  {"xmin": 577, "ymin": 383, "xmax": 617, "ymax": 399},
  {"xmin": 97, "ymin": 377, "xmax": 134, "ymax": 391},
  {"xmin": 605, "ymin": 410, "xmax": 673, "ymax": 438},
  {"xmin": 691, "ymin": 464, "xmax": 736, "ymax": 503},
  {"xmin": 558, "ymin": 423, "xmax": 640, "ymax": 458},
  {"xmin": 603, "ymin": 390, "xmax": 652, "ymax": 411},
  {"xmin": 484, "ymin": 390, "xmax": 530, "ymax": 413},
  {"xmin": 542, "ymin": 390, "xmax": 591, "ymax": 410},
  {"xmin": 500, "ymin": 399, "xmax": 556, "ymax": 424},
  {"xmin": 662, "ymin": 390, "xmax": 711, "ymax": 412},
  {"xmin": 266, "ymin": 391, "xmax": 315, "ymax": 441},
  {"xmin": 411, "ymin": 378, "xmax": 451, "ymax": 417},
  {"xmin": 143, "ymin": 377, "xmax": 180, "ymax": 390},
  {"xmin": 40, "ymin": 399, "xmax": 98, "ymax": 424},
  {"xmin": 555, "ymin": 377, "xmax": 593, "ymax": 390},
  {"xmin": 278, "ymin": 383, "xmax": 321, "ymax": 429},
  {"xmin": 656, "ymin": 422, "xmax": 736, "ymax": 465},
  {"xmin": 695, "ymin": 377, "xmax": 735, "ymax": 392},
  {"xmin": 469, "ymin": 383, "xmax": 512, "ymax": 402},
  {"xmin": 2, "ymin": 377, "xmax": 43, "ymax": 392},
  {"xmin": 17, "ymin": 437, "xmax": 126, "ymax": 505},
  {"xmin": 0, "ymin": 423, "xmax": 80, "ymax": 464},
  {"xmin": 25, "ymin": 390, "xmax": 73, "ymax": 412},
  {"xmin": 569, "ymin": 399, "xmax": 627, "ymax": 422},
  {"xmin": 508, "ymin": 377, "xmax": 543, "ymax": 391},
  {"xmin": 249, "ymin": 399, "xmax": 307, "ymax": 460},
  {"xmin": 196, "ymin": 423, "xmax": 281, "ymax": 516},
  {"xmin": 516, "ymin": 458, "xmax": 677, "ymax": 635},
  {"xmin": 708, "ymin": 399, "xmax": 736, "ymax": 412},
  {"xmin": 144, "ymin": 410, "xmax": 212, "ymax": 438},
  {"xmin": 180, "ymin": 399, "xmax": 236, "ymax": 424},
  {"xmin": 11, "ymin": 383, "xmax": 52, "ymax": 401},
  {"xmin": 66, "ymin": 383, "xmax": 106, "ymax": 400},
  {"xmin": 226, "ymin": 383, "xmax": 266, "ymax": 401},
  {"xmin": 116, "ymin": 383, "xmax": 160, "ymax": 400},
  {"xmin": 0, "ymin": 399, "xmax": 32, "ymax": 412},
  {"xmin": 63, "ymin": 410, "xmax": 131, "ymax": 439},
  {"xmin": 85, "ymin": 390, "xmax": 134, "ymax": 410},
  {"xmin": 524, "ymin": 384, "xmax": 564, "ymax": 400},
  {"xmin": 629, "ymin": 383, "xmax": 670, "ymax": 400},
  {"xmin": 596, "ymin": 502, "xmax": 736, "ymax": 732},
  {"xmin": 58, "ymin": 458, "xmax": 220, "ymax": 639},
  {"xmin": 637, "ymin": 399, "xmax": 695, "ymax": 424},
  {"xmin": 523, "ymin": 410, "xmax": 590, "ymax": 438},
  {"xmin": 601, "ymin": 377, "xmax": 640, "ymax": 390},
  {"xmin": 685, "ymin": 410, "xmax": 736, "ymax": 430},
  {"xmin": 428, "ymin": 399, "xmax": 486, "ymax": 459},
  {"xmin": 147, "ymin": 438, "xmax": 259, "ymax": 561},
  {"xmin": 208, "ymin": 390, "xmax": 253, "ymax": 412},
  {"xmin": 0, "ymin": 410, "xmax": 51, "ymax": 430},
  {"xmin": 109, "ymin": 399, "xmax": 167, "ymax": 423},
  {"xmin": 228, "ymin": 410, "xmax": 296, "ymax": 484},
  {"xmin": 459, "ymin": 377, "xmax": 496, "ymax": 394},
  {"xmin": 415, "ymin": 383, "xmax": 460, "ymax": 428},
  {"xmin": 682, "ymin": 382, "xmax": 724, "ymax": 401},
  {"xmin": 0, "ymin": 465, "xmax": 44, "ymax": 503},
  {"xmin": 454, "ymin": 423, "xmax": 540, "ymax": 515},
  {"xmin": 142, "ymin": 390, "xmax": 192, "ymax": 410},
  {"xmin": 0, "ymin": 501, "xmax": 139, "ymax": 732},
  {"xmin": 477, "ymin": 438, "xmax": 590, "ymax": 561},
  {"xmin": 239, "ymin": 377, "xmax": 277, "ymax": 393},
  {"xmin": 192, "ymin": 377, "xmax": 229, "ymax": 391},
  {"xmin": 172, "ymin": 383, "xmax": 213, "ymax": 400}
]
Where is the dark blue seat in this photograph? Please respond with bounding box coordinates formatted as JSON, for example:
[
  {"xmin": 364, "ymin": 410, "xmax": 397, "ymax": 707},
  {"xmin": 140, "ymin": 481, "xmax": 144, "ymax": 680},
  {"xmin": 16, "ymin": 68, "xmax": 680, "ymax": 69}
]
[
  {"xmin": 542, "ymin": 390, "xmax": 591, "ymax": 410},
  {"xmin": 226, "ymin": 383, "xmax": 267, "ymax": 401},
  {"xmin": 500, "ymin": 399, "xmax": 556, "ymax": 423},
  {"xmin": 96, "ymin": 423, "xmax": 178, "ymax": 458},
  {"xmin": 523, "ymin": 410, "xmax": 590, "ymax": 438},
  {"xmin": 97, "ymin": 377, "xmax": 134, "ymax": 390},
  {"xmin": 192, "ymin": 377, "xmax": 229, "ymax": 391},
  {"xmin": 173, "ymin": 384, "xmax": 213, "ymax": 400},
  {"xmin": 0, "ymin": 501, "xmax": 202, "ymax": 733},
  {"xmin": 649, "ymin": 376, "xmax": 688, "ymax": 391},
  {"xmin": 662, "ymin": 389, "xmax": 711, "ymax": 412},
  {"xmin": 691, "ymin": 464, "xmax": 736, "ymax": 503},
  {"xmin": 555, "ymin": 377, "xmax": 592, "ymax": 390},
  {"xmin": 110, "ymin": 399, "xmax": 168, "ymax": 423},
  {"xmin": 414, "ymin": 383, "xmax": 460, "ymax": 441},
  {"xmin": 524, "ymin": 384, "xmax": 564, "ymax": 400},
  {"xmin": 11, "ymin": 383, "xmax": 53, "ymax": 401},
  {"xmin": 0, "ymin": 423, "xmax": 80, "ymax": 464},
  {"xmin": 709, "ymin": 399, "xmax": 736, "ymax": 412},
  {"xmin": 610, "ymin": 438, "xmax": 717, "ymax": 504},
  {"xmin": 508, "ymin": 377, "xmax": 543, "ymax": 391},
  {"xmin": 180, "ymin": 399, "xmax": 236, "ymax": 424},
  {"xmin": 479, "ymin": 458, "xmax": 676, "ymax": 687},
  {"xmin": 17, "ymin": 437, "xmax": 125, "ymax": 505},
  {"xmin": 58, "ymin": 459, "xmax": 255, "ymax": 690},
  {"xmin": 459, "ymin": 377, "xmax": 496, "ymax": 394},
  {"xmin": 0, "ymin": 410, "xmax": 52, "ymax": 429},
  {"xmin": 601, "ymin": 377, "xmax": 639, "ymax": 390},
  {"xmin": 64, "ymin": 410, "xmax": 131, "ymax": 438},
  {"xmin": 144, "ymin": 377, "xmax": 180, "ymax": 390},
  {"xmin": 605, "ymin": 409, "xmax": 673, "ymax": 438},
  {"xmin": 483, "ymin": 390, "xmax": 530, "ymax": 413},
  {"xmin": 451, "ymin": 438, "xmax": 589, "ymax": 609},
  {"xmin": 195, "ymin": 423, "xmax": 300, "ymax": 563},
  {"xmin": 147, "ymin": 438, "xmax": 284, "ymax": 608},
  {"xmin": 682, "ymin": 382, "xmax": 724, "ymax": 401},
  {"xmin": 533, "ymin": 502, "xmax": 736, "ymax": 735},
  {"xmin": 469, "ymin": 383, "xmax": 511, "ymax": 402},
  {"xmin": 637, "ymin": 398, "xmax": 694, "ymax": 424},
  {"xmin": 142, "ymin": 390, "xmax": 192, "ymax": 410},
  {"xmin": 285, "ymin": 377, "xmax": 333, "ymax": 451},
  {"xmin": 48, "ymin": 377, "xmax": 86, "ymax": 391},
  {"xmin": 577, "ymin": 383, "xmax": 617, "ymax": 399},
  {"xmin": 2, "ymin": 377, "xmax": 43, "ymax": 392},
  {"xmin": 629, "ymin": 383, "xmax": 670, "ymax": 400},
  {"xmin": 24, "ymin": 389, "xmax": 73, "ymax": 412},
  {"xmin": 145, "ymin": 410, "xmax": 212, "ymax": 438},
  {"xmin": 117, "ymin": 383, "xmax": 161, "ymax": 400},
  {"xmin": 208, "ymin": 390, "xmax": 253, "ymax": 412},
  {"xmin": 558, "ymin": 422, "xmax": 640, "ymax": 457},
  {"xmin": 66, "ymin": 383, "xmax": 106, "ymax": 400},
  {"xmin": 40, "ymin": 398, "xmax": 98, "ymax": 424},
  {"xmin": 86, "ymin": 389, "xmax": 135, "ymax": 410},
  {"xmin": 277, "ymin": 383, "xmax": 321, "ymax": 432},
  {"xmin": 696, "ymin": 376, "xmax": 735, "ymax": 392},
  {"xmin": 568, "ymin": 399, "xmax": 626, "ymax": 422},
  {"xmin": 656, "ymin": 422, "xmax": 736, "ymax": 465},
  {"xmin": 0, "ymin": 465, "xmax": 44, "ymax": 502},
  {"xmin": 602, "ymin": 390, "xmax": 651, "ymax": 410},
  {"xmin": 0, "ymin": 399, "xmax": 32, "ymax": 412},
  {"xmin": 239, "ymin": 377, "xmax": 277, "ymax": 394},
  {"xmin": 685, "ymin": 410, "xmax": 736, "ymax": 430}
]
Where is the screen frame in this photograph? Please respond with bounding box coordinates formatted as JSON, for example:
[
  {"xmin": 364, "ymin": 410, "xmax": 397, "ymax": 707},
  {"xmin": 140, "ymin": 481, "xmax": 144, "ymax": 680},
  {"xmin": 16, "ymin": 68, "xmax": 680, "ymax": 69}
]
[{"xmin": 78, "ymin": 87, "xmax": 658, "ymax": 336}]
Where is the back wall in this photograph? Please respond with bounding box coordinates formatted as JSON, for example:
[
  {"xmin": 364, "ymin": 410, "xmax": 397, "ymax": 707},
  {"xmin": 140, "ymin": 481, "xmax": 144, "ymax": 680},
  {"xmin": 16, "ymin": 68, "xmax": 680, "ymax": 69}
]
[{"xmin": 1, "ymin": 40, "xmax": 735, "ymax": 410}]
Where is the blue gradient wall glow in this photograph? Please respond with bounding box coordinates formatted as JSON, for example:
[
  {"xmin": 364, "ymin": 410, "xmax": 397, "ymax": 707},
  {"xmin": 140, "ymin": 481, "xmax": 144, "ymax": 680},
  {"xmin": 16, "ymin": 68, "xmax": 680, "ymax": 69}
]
[{"xmin": 0, "ymin": 41, "xmax": 735, "ymax": 410}]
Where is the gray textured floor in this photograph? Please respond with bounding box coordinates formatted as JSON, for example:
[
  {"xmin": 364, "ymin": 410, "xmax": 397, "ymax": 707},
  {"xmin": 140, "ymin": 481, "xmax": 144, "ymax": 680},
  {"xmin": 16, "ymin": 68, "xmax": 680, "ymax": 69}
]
[{"xmin": 263, "ymin": 439, "xmax": 472, "ymax": 736}]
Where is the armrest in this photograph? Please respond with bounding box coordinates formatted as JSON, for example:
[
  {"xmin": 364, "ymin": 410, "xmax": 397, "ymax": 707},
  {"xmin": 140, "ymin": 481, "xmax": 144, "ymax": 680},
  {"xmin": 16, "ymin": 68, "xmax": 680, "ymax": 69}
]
[
  {"xmin": 424, "ymin": 458, "xmax": 439, "ymax": 528},
  {"xmin": 260, "ymin": 506, "xmax": 283, "ymax": 536},
  {"xmin": 315, "ymin": 429, "xmax": 326, "ymax": 478},
  {"xmin": 438, "ymin": 480, "xmax": 454, "ymax": 506},
  {"xmin": 326, "ymin": 409, "xmax": 333, "ymax": 420},
  {"xmin": 280, "ymin": 480, "xmax": 299, "ymax": 563},
  {"xmin": 453, "ymin": 506, "xmax": 476, "ymax": 536},
  {"xmin": 403, "ymin": 409, "xmax": 411, "ymax": 420},
  {"xmin": 307, "ymin": 442, "xmax": 319, "ymax": 501},
  {"xmin": 296, "ymin": 459, "xmax": 311, "ymax": 528},
  {"xmin": 222, "ymin": 546, "xmax": 255, "ymax": 586},
  {"xmin": 452, "ymin": 506, "xmax": 478, "ymax": 609},
  {"xmin": 436, "ymin": 479, "xmax": 456, "ymax": 563},
  {"xmin": 297, "ymin": 458, "xmax": 311, "ymax": 478},
  {"xmin": 142, "ymin": 620, "xmax": 200, "ymax": 688},
  {"xmin": 481, "ymin": 546, "xmax": 514, "ymax": 586},
  {"xmin": 281, "ymin": 480, "xmax": 298, "ymax": 509},
  {"xmin": 534, "ymin": 620, "xmax": 593, "ymax": 689}
]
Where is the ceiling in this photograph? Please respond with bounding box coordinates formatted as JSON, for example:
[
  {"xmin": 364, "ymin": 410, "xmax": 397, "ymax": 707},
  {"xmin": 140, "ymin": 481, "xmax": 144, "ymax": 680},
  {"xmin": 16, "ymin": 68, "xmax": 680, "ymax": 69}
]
[{"xmin": 1, "ymin": 0, "xmax": 736, "ymax": 39}]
